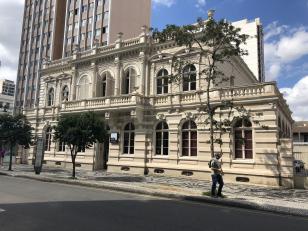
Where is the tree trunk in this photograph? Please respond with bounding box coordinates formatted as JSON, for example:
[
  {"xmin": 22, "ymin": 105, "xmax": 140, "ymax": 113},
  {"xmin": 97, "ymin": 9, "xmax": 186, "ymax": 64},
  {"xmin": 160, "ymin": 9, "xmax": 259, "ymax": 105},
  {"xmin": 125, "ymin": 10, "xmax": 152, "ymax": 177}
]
[
  {"xmin": 8, "ymin": 143, "xmax": 13, "ymax": 171},
  {"xmin": 71, "ymin": 151, "xmax": 77, "ymax": 179},
  {"xmin": 209, "ymin": 112, "xmax": 214, "ymax": 158}
]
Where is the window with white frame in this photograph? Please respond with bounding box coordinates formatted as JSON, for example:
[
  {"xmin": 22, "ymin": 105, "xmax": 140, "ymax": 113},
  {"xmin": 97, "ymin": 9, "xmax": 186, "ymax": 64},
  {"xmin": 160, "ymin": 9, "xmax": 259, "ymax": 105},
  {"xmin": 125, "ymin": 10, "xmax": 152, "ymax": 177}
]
[
  {"xmin": 182, "ymin": 120, "xmax": 197, "ymax": 156},
  {"xmin": 47, "ymin": 88, "xmax": 54, "ymax": 106},
  {"xmin": 58, "ymin": 141, "xmax": 66, "ymax": 152},
  {"xmin": 234, "ymin": 119, "xmax": 253, "ymax": 159},
  {"xmin": 123, "ymin": 123, "xmax": 135, "ymax": 154},
  {"xmin": 77, "ymin": 76, "xmax": 91, "ymax": 100},
  {"xmin": 45, "ymin": 127, "xmax": 52, "ymax": 151},
  {"xmin": 156, "ymin": 69, "xmax": 169, "ymax": 95},
  {"xmin": 183, "ymin": 64, "xmax": 197, "ymax": 92},
  {"xmin": 155, "ymin": 122, "xmax": 169, "ymax": 155}
]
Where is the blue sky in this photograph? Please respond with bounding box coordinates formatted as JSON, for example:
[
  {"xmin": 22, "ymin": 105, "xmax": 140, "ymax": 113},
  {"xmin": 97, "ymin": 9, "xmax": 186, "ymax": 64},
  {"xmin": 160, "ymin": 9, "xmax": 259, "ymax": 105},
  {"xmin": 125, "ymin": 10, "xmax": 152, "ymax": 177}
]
[{"xmin": 152, "ymin": 0, "xmax": 308, "ymax": 120}]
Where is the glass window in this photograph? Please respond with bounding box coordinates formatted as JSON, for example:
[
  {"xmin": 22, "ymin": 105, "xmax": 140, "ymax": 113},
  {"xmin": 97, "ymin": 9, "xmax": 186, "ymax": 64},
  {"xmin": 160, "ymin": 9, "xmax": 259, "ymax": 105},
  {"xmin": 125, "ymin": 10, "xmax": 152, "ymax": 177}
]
[
  {"xmin": 62, "ymin": 85, "xmax": 69, "ymax": 102},
  {"xmin": 45, "ymin": 127, "xmax": 52, "ymax": 151},
  {"xmin": 182, "ymin": 121, "xmax": 197, "ymax": 157},
  {"xmin": 123, "ymin": 123, "xmax": 135, "ymax": 154},
  {"xmin": 47, "ymin": 88, "xmax": 54, "ymax": 106},
  {"xmin": 156, "ymin": 69, "xmax": 169, "ymax": 95},
  {"xmin": 122, "ymin": 68, "xmax": 136, "ymax": 94},
  {"xmin": 234, "ymin": 119, "xmax": 253, "ymax": 159},
  {"xmin": 155, "ymin": 122, "xmax": 169, "ymax": 155},
  {"xmin": 183, "ymin": 64, "xmax": 197, "ymax": 92}
]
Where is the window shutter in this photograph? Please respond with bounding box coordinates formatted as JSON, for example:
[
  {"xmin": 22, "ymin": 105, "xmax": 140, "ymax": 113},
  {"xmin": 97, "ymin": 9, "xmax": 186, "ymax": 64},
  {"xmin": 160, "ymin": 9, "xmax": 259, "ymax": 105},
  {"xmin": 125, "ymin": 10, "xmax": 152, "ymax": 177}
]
[
  {"xmin": 106, "ymin": 75, "xmax": 115, "ymax": 96},
  {"xmin": 129, "ymin": 69, "xmax": 136, "ymax": 93}
]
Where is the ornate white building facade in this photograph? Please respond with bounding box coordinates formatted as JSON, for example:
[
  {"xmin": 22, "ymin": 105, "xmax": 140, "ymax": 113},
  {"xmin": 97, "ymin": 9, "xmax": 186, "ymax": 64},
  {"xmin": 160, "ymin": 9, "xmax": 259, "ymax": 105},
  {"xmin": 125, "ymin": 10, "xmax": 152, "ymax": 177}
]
[{"xmin": 23, "ymin": 26, "xmax": 294, "ymax": 187}]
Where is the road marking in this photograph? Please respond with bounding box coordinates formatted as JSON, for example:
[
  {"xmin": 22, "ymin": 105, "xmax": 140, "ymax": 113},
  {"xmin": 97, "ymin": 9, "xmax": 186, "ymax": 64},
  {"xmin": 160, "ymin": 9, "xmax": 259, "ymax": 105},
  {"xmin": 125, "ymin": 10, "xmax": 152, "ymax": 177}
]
[{"xmin": 0, "ymin": 208, "xmax": 5, "ymax": 213}]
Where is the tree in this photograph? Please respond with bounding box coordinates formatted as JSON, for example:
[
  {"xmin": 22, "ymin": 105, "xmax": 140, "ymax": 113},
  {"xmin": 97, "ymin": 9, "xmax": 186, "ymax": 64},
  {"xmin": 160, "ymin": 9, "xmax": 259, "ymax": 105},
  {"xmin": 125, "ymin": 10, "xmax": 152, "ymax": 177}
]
[
  {"xmin": 53, "ymin": 112, "xmax": 107, "ymax": 178},
  {"xmin": 0, "ymin": 114, "xmax": 34, "ymax": 171},
  {"xmin": 153, "ymin": 11, "xmax": 251, "ymax": 157}
]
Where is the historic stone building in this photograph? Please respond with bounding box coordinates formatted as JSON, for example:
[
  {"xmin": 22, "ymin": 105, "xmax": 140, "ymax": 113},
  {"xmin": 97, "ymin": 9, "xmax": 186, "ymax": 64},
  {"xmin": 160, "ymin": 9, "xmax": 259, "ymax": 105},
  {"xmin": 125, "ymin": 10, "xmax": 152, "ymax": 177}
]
[{"xmin": 23, "ymin": 25, "xmax": 294, "ymax": 187}]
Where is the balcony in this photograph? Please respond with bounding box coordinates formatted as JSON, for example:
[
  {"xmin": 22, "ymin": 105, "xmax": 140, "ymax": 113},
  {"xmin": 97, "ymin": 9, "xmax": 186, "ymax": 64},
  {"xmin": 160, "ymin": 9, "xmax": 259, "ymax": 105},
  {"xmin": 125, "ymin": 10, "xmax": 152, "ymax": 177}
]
[
  {"xmin": 61, "ymin": 94, "xmax": 146, "ymax": 113},
  {"xmin": 59, "ymin": 82, "xmax": 279, "ymax": 113}
]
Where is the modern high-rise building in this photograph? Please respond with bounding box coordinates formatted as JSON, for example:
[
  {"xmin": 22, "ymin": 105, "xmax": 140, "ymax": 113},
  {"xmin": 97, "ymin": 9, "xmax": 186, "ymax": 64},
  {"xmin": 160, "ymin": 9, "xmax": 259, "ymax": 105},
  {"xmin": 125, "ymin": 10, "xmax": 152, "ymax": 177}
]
[
  {"xmin": 0, "ymin": 79, "xmax": 15, "ymax": 96},
  {"xmin": 15, "ymin": 0, "xmax": 151, "ymax": 110},
  {"xmin": 0, "ymin": 79, "xmax": 15, "ymax": 114}
]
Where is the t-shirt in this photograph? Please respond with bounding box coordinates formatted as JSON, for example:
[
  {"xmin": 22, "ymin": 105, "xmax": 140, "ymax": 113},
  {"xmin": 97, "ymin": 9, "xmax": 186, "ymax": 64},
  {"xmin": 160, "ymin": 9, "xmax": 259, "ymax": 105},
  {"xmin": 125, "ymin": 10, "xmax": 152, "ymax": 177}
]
[{"xmin": 211, "ymin": 158, "xmax": 222, "ymax": 174}]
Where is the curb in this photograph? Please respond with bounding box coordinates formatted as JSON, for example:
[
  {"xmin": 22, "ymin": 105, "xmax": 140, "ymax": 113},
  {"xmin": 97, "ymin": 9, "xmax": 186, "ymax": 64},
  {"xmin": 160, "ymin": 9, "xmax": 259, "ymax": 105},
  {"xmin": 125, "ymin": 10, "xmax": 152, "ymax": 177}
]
[{"xmin": 1, "ymin": 171, "xmax": 307, "ymax": 218}]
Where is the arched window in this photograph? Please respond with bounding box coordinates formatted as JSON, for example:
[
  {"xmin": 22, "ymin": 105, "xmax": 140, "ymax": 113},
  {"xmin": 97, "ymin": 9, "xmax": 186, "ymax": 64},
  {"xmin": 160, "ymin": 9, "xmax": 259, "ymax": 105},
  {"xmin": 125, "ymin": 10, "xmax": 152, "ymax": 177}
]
[
  {"xmin": 155, "ymin": 122, "xmax": 169, "ymax": 155},
  {"xmin": 234, "ymin": 119, "xmax": 253, "ymax": 159},
  {"xmin": 182, "ymin": 121, "xmax": 197, "ymax": 156},
  {"xmin": 123, "ymin": 123, "xmax": 135, "ymax": 154},
  {"xmin": 62, "ymin": 85, "xmax": 69, "ymax": 102},
  {"xmin": 157, "ymin": 69, "xmax": 169, "ymax": 95},
  {"xmin": 183, "ymin": 64, "xmax": 196, "ymax": 92},
  {"xmin": 47, "ymin": 88, "xmax": 54, "ymax": 106},
  {"xmin": 122, "ymin": 68, "xmax": 136, "ymax": 94},
  {"xmin": 77, "ymin": 75, "xmax": 91, "ymax": 100},
  {"xmin": 101, "ymin": 75, "xmax": 107, "ymax": 97},
  {"xmin": 45, "ymin": 127, "xmax": 52, "ymax": 151}
]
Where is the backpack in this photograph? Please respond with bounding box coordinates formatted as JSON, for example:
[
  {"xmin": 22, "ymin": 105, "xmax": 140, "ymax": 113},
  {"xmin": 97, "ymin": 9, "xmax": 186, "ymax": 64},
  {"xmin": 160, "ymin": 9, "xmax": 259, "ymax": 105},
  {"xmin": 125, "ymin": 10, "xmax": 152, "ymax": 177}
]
[{"xmin": 208, "ymin": 160, "xmax": 212, "ymax": 168}]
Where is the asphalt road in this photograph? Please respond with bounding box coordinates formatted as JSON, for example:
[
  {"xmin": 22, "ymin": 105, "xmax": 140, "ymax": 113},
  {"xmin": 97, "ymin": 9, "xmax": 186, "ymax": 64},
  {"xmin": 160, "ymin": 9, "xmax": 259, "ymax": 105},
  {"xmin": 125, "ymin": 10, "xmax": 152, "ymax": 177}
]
[{"xmin": 0, "ymin": 176, "xmax": 308, "ymax": 231}]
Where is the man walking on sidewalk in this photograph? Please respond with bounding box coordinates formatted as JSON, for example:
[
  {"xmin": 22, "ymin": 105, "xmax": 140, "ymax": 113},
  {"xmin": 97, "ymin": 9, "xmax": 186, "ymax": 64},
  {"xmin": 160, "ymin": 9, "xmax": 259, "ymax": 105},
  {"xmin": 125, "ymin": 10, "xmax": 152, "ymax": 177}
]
[{"xmin": 210, "ymin": 153, "xmax": 224, "ymax": 197}]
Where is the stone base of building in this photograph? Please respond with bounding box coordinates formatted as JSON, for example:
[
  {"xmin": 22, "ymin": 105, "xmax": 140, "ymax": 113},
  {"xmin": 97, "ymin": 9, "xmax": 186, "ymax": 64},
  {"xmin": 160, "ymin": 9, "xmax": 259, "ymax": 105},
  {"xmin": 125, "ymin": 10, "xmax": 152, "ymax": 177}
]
[{"xmin": 107, "ymin": 164, "xmax": 294, "ymax": 188}]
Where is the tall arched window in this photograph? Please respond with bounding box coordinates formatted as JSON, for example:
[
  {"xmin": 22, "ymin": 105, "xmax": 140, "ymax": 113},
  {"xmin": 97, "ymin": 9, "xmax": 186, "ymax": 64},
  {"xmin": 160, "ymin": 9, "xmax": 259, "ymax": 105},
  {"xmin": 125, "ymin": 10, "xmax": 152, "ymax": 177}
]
[
  {"xmin": 155, "ymin": 122, "xmax": 169, "ymax": 155},
  {"xmin": 101, "ymin": 75, "xmax": 107, "ymax": 97},
  {"xmin": 183, "ymin": 64, "xmax": 196, "ymax": 92},
  {"xmin": 62, "ymin": 85, "xmax": 69, "ymax": 102},
  {"xmin": 234, "ymin": 119, "xmax": 253, "ymax": 159},
  {"xmin": 122, "ymin": 68, "xmax": 136, "ymax": 94},
  {"xmin": 45, "ymin": 127, "xmax": 52, "ymax": 151},
  {"xmin": 77, "ymin": 75, "xmax": 91, "ymax": 100},
  {"xmin": 47, "ymin": 88, "xmax": 54, "ymax": 106},
  {"xmin": 157, "ymin": 69, "xmax": 169, "ymax": 95},
  {"xmin": 182, "ymin": 121, "xmax": 197, "ymax": 156},
  {"xmin": 123, "ymin": 123, "xmax": 135, "ymax": 154}
]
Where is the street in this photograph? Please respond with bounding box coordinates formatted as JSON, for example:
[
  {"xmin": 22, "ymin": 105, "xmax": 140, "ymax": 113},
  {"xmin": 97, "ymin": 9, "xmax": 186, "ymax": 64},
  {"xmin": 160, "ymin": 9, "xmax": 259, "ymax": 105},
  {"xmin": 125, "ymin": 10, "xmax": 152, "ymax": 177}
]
[{"xmin": 0, "ymin": 176, "xmax": 307, "ymax": 231}]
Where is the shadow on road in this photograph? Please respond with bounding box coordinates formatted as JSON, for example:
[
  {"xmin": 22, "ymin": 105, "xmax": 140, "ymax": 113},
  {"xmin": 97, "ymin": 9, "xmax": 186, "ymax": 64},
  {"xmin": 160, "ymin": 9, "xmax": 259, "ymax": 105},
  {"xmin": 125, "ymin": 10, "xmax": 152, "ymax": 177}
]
[{"xmin": 0, "ymin": 200, "xmax": 307, "ymax": 231}]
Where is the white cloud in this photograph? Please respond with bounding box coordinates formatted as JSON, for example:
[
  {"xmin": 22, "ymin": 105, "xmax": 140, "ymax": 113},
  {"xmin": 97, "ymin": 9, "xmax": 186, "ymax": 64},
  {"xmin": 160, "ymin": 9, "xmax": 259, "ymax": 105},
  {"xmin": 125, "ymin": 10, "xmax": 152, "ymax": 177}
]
[
  {"xmin": 152, "ymin": 0, "xmax": 176, "ymax": 7},
  {"xmin": 0, "ymin": 1, "xmax": 24, "ymax": 82},
  {"xmin": 195, "ymin": 0, "xmax": 207, "ymax": 13},
  {"xmin": 264, "ymin": 22, "xmax": 308, "ymax": 81},
  {"xmin": 281, "ymin": 76, "xmax": 308, "ymax": 120}
]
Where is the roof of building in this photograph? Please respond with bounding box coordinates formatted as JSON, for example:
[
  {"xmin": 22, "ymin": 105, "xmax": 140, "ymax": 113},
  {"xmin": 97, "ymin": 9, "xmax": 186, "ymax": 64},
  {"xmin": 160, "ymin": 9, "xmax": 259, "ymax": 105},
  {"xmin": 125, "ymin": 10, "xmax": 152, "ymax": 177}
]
[{"xmin": 294, "ymin": 121, "xmax": 308, "ymax": 133}]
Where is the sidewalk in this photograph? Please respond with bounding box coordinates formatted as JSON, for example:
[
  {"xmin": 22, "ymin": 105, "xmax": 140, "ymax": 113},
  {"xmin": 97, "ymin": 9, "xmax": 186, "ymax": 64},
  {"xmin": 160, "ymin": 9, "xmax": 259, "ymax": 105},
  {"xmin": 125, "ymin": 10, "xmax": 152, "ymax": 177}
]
[{"xmin": 0, "ymin": 164, "xmax": 308, "ymax": 217}]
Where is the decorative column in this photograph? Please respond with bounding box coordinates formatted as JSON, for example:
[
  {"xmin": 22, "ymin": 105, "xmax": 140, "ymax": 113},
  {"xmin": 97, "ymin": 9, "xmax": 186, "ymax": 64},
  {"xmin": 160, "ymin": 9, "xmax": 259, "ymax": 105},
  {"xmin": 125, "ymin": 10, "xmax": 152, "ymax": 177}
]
[
  {"xmin": 91, "ymin": 61, "xmax": 97, "ymax": 98},
  {"xmin": 71, "ymin": 67, "xmax": 77, "ymax": 101},
  {"xmin": 114, "ymin": 56, "xmax": 121, "ymax": 96}
]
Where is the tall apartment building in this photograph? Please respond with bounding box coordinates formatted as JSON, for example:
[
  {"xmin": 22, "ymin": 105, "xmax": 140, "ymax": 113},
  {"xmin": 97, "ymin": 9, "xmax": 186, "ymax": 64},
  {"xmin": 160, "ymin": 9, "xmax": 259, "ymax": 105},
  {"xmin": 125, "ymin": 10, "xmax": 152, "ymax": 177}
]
[
  {"xmin": 233, "ymin": 18, "xmax": 265, "ymax": 82},
  {"xmin": 0, "ymin": 79, "xmax": 15, "ymax": 114},
  {"xmin": 0, "ymin": 79, "xmax": 15, "ymax": 96},
  {"xmin": 15, "ymin": 0, "xmax": 151, "ymax": 110}
]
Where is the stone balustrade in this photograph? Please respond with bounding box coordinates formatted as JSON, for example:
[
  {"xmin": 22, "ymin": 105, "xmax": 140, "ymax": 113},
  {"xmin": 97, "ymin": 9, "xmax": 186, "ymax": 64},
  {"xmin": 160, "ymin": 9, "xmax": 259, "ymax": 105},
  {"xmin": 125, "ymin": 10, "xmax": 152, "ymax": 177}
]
[
  {"xmin": 61, "ymin": 94, "xmax": 144, "ymax": 112},
  {"xmin": 24, "ymin": 83, "xmax": 278, "ymax": 116},
  {"xmin": 43, "ymin": 36, "xmax": 143, "ymax": 70}
]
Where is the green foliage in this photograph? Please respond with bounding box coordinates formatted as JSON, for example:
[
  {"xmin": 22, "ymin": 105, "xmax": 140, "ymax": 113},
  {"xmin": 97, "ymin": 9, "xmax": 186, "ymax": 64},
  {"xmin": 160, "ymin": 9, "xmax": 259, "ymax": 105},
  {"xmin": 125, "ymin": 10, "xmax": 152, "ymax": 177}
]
[
  {"xmin": 53, "ymin": 112, "xmax": 107, "ymax": 178},
  {"xmin": 0, "ymin": 114, "xmax": 34, "ymax": 148},
  {"xmin": 54, "ymin": 112, "xmax": 106, "ymax": 152},
  {"xmin": 0, "ymin": 114, "xmax": 34, "ymax": 170},
  {"xmin": 153, "ymin": 15, "xmax": 251, "ymax": 157}
]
